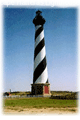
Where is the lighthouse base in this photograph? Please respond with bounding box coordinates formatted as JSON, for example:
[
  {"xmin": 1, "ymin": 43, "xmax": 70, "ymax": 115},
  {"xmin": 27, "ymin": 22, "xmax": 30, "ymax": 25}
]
[{"xmin": 31, "ymin": 83, "xmax": 51, "ymax": 96}]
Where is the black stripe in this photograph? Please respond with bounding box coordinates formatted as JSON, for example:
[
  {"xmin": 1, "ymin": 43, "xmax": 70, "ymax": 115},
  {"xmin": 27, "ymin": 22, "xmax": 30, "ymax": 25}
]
[
  {"xmin": 34, "ymin": 38, "xmax": 45, "ymax": 59},
  {"xmin": 35, "ymin": 26, "xmax": 43, "ymax": 39},
  {"xmin": 33, "ymin": 56, "xmax": 47, "ymax": 83},
  {"xmin": 46, "ymin": 79, "xmax": 49, "ymax": 83}
]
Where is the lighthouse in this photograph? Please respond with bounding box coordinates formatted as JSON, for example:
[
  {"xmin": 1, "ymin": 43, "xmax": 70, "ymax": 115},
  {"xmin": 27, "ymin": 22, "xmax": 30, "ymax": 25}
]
[{"xmin": 31, "ymin": 10, "xmax": 50, "ymax": 96}]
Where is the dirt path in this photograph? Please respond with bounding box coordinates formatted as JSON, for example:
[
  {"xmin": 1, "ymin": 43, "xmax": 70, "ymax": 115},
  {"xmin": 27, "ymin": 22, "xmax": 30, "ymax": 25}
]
[{"xmin": 3, "ymin": 107, "xmax": 78, "ymax": 115}]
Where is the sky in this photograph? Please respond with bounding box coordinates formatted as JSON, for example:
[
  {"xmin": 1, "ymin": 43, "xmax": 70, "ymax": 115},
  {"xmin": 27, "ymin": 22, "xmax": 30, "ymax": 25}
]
[{"xmin": 3, "ymin": 7, "xmax": 78, "ymax": 92}]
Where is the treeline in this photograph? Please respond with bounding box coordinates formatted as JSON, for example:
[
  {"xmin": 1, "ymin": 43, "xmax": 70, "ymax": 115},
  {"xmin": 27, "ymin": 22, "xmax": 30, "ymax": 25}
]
[
  {"xmin": 3, "ymin": 91, "xmax": 78, "ymax": 100},
  {"xmin": 3, "ymin": 91, "xmax": 31, "ymax": 96},
  {"xmin": 50, "ymin": 92, "xmax": 78, "ymax": 100}
]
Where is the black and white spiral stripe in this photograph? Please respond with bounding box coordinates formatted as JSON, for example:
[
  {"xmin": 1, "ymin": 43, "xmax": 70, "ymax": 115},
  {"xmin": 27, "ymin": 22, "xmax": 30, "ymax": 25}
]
[{"xmin": 33, "ymin": 25, "xmax": 48, "ymax": 84}]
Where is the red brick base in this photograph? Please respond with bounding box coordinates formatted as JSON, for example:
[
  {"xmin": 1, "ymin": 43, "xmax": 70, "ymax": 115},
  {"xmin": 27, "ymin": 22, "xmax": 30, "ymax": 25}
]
[{"xmin": 31, "ymin": 83, "xmax": 50, "ymax": 95}]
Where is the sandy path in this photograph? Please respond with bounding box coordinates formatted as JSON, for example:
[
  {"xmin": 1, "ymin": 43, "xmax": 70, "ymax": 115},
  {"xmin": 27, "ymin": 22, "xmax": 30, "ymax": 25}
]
[{"xmin": 3, "ymin": 107, "xmax": 78, "ymax": 115}]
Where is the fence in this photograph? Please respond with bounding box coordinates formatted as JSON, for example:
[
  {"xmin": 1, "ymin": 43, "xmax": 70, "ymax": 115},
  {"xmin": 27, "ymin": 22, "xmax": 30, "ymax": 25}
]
[{"xmin": 3, "ymin": 94, "xmax": 51, "ymax": 99}]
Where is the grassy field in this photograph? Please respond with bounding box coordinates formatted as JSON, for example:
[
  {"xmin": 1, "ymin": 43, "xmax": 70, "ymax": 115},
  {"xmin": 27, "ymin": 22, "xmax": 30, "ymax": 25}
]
[{"xmin": 4, "ymin": 97, "xmax": 77, "ymax": 109}]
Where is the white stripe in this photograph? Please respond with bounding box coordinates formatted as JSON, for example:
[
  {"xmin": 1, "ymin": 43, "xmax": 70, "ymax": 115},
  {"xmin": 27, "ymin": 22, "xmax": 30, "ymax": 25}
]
[
  {"xmin": 35, "ymin": 25, "xmax": 41, "ymax": 31},
  {"xmin": 34, "ymin": 46, "xmax": 46, "ymax": 70},
  {"xmin": 35, "ymin": 30, "xmax": 44, "ymax": 48},
  {"xmin": 35, "ymin": 67, "xmax": 48, "ymax": 84}
]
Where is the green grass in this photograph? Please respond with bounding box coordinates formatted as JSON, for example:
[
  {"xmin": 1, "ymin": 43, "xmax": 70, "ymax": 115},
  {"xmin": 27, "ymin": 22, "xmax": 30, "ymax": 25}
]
[{"xmin": 4, "ymin": 97, "xmax": 77, "ymax": 109}]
